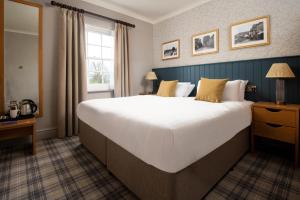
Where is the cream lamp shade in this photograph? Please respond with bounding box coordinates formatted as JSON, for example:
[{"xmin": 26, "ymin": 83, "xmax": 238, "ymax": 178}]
[
  {"xmin": 266, "ymin": 63, "xmax": 295, "ymax": 105},
  {"xmin": 145, "ymin": 72, "xmax": 158, "ymax": 80},
  {"xmin": 266, "ymin": 63, "xmax": 295, "ymax": 78}
]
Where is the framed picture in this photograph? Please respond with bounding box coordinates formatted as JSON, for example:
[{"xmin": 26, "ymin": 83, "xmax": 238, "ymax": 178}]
[
  {"xmin": 230, "ymin": 16, "xmax": 270, "ymax": 50},
  {"xmin": 192, "ymin": 29, "xmax": 219, "ymax": 56},
  {"xmin": 161, "ymin": 39, "xmax": 180, "ymax": 60}
]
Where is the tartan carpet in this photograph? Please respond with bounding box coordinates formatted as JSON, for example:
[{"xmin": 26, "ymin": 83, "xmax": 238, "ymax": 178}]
[{"xmin": 0, "ymin": 137, "xmax": 299, "ymax": 200}]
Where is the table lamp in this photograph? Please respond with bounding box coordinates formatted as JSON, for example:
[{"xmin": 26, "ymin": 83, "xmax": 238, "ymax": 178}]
[
  {"xmin": 145, "ymin": 72, "xmax": 157, "ymax": 94},
  {"xmin": 266, "ymin": 63, "xmax": 295, "ymax": 105}
]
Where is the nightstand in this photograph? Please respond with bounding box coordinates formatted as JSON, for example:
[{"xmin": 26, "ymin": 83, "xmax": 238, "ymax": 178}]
[
  {"xmin": 251, "ymin": 102, "xmax": 300, "ymax": 167},
  {"xmin": 0, "ymin": 118, "xmax": 36, "ymax": 154}
]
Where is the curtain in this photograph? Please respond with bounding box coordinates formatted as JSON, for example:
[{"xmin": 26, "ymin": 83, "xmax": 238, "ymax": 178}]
[
  {"xmin": 114, "ymin": 23, "xmax": 130, "ymax": 97},
  {"xmin": 57, "ymin": 9, "xmax": 87, "ymax": 138}
]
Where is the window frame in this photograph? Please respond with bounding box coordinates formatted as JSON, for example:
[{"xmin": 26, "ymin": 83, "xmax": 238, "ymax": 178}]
[{"xmin": 85, "ymin": 25, "xmax": 115, "ymax": 93}]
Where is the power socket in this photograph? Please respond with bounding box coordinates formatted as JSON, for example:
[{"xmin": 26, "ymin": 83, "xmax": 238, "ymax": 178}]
[{"xmin": 246, "ymin": 85, "xmax": 257, "ymax": 93}]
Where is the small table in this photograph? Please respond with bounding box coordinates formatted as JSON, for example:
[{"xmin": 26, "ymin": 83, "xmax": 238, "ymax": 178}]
[
  {"xmin": 251, "ymin": 102, "xmax": 300, "ymax": 167},
  {"xmin": 0, "ymin": 118, "xmax": 36, "ymax": 154}
]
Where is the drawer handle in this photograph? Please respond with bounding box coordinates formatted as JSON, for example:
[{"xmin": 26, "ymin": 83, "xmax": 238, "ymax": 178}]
[
  {"xmin": 266, "ymin": 123, "xmax": 282, "ymax": 128},
  {"xmin": 265, "ymin": 108, "xmax": 281, "ymax": 112}
]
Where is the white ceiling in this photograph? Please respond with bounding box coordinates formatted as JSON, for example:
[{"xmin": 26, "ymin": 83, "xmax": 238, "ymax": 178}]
[
  {"xmin": 4, "ymin": 0, "xmax": 39, "ymax": 35},
  {"xmin": 82, "ymin": 0, "xmax": 211, "ymax": 24}
]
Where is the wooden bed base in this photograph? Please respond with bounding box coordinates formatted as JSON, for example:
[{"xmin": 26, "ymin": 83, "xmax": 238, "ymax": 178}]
[{"xmin": 79, "ymin": 121, "xmax": 250, "ymax": 200}]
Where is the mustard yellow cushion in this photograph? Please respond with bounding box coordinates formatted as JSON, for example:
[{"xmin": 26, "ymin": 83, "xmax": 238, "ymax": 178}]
[
  {"xmin": 157, "ymin": 80, "xmax": 178, "ymax": 97},
  {"xmin": 195, "ymin": 78, "xmax": 228, "ymax": 103}
]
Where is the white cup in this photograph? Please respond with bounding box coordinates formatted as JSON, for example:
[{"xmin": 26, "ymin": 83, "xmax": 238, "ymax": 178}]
[{"xmin": 10, "ymin": 109, "xmax": 18, "ymax": 118}]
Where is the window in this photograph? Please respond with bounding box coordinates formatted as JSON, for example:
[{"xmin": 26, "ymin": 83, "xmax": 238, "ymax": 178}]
[{"xmin": 85, "ymin": 25, "xmax": 114, "ymax": 92}]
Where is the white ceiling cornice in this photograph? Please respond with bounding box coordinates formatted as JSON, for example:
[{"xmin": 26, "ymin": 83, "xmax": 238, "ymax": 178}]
[
  {"xmin": 153, "ymin": 0, "xmax": 212, "ymax": 24},
  {"xmin": 81, "ymin": 0, "xmax": 212, "ymax": 24},
  {"xmin": 82, "ymin": 0, "xmax": 154, "ymax": 24}
]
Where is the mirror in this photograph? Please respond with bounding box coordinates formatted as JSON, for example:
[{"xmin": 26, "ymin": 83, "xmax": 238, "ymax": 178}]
[{"xmin": 1, "ymin": 0, "xmax": 43, "ymax": 117}]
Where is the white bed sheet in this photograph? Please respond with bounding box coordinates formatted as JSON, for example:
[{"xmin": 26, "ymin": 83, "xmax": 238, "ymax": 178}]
[{"xmin": 77, "ymin": 96, "xmax": 253, "ymax": 173}]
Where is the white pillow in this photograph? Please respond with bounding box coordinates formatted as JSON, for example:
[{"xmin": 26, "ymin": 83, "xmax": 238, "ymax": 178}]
[
  {"xmin": 175, "ymin": 82, "xmax": 191, "ymax": 97},
  {"xmin": 222, "ymin": 80, "xmax": 242, "ymax": 101},
  {"xmin": 183, "ymin": 84, "xmax": 195, "ymax": 97},
  {"xmin": 239, "ymin": 80, "xmax": 249, "ymax": 101}
]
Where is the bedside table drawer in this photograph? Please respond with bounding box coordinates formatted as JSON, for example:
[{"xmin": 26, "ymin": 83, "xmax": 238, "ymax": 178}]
[
  {"xmin": 254, "ymin": 122, "xmax": 296, "ymax": 144},
  {"xmin": 253, "ymin": 107, "xmax": 297, "ymax": 127}
]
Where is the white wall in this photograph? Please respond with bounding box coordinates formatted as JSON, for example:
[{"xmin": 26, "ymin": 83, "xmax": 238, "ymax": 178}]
[
  {"xmin": 153, "ymin": 0, "xmax": 300, "ymax": 68},
  {"xmin": 28, "ymin": 0, "xmax": 153, "ymax": 137}
]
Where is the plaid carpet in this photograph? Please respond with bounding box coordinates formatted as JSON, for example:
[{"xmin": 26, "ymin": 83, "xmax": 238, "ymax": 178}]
[{"xmin": 0, "ymin": 137, "xmax": 299, "ymax": 200}]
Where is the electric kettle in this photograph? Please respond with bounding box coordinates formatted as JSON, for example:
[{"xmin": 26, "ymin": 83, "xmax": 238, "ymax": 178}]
[{"xmin": 20, "ymin": 99, "xmax": 37, "ymax": 116}]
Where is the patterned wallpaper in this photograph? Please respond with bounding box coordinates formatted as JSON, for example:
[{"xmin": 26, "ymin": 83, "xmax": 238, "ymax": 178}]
[{"xmin": 153, "ymin": 0, "xmax": 300, "ymax": 68}]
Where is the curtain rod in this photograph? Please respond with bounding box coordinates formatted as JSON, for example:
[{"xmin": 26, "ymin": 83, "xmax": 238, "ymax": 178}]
[{"xmin": 50, "ymin": 1, "xmax": 135, "ymax": 28}]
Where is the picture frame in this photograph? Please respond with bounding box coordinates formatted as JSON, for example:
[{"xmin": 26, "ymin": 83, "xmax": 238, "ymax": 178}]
[
  {"xmin": 230, "ymin": 16, "xmax": 270, "ymax": 50},
  {"xmin": 161, "ymin": 39, "xmax": 180, "ymax": 60},
  {"xmin": 192, "ymin": 29, "xmax": 219, "ymax": 56}
]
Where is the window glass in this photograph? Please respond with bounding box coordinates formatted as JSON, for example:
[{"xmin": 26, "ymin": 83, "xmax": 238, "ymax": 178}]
[
  {"xmin": 87, "ymin": 31, "xmax": 101, "ymax": 45},
  {"xmin": 102, "ymin": 34, "xmax": 114, "ymax": 47},
  {"xmin": 87, "ymin": 45, "xmax": 101, "ymax": 59},
  {"xmin": 85, "ymin": 25, "xmax": 114, "ymax": 92},
  {"xmin": 102, "ymin": 47, "xmax": 113, "ymax": 59}
]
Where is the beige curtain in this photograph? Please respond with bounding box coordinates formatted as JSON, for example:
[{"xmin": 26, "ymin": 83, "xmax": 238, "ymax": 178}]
[
  {"xmin": 114, "ymin": 23, "xmax": 130, "ymax": 97},
  {"xmin": 57, "ymin": 9, "xmax": 87, "ymax": 138}
]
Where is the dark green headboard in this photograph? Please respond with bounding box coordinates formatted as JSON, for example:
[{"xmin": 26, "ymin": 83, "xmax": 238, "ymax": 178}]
[{"xmin": 153, "ymin": 55, "xmax": 300, "ymax": 103}]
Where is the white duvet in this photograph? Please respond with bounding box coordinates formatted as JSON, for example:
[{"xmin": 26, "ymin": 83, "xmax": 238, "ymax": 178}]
[{"xmin": 77, "ymin": 95, "xmax": 253, "ymax": 173}]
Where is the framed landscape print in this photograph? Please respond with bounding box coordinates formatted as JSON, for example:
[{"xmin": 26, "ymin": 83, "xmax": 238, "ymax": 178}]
[
  {"xmin": 161, "ymin": 39, "xmax": 180, "ymax": 60},
  {"xmin": 230, "ymin": 16, "xmax": 270, "ymax": 50},
  {"xmin": 192, "ymin": 29, "xmax": 219, "ymax": 56}
]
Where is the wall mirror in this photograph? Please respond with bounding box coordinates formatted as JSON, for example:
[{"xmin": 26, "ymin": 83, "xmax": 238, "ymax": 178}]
[{"xmin": 0, "ymin": 0, "xmax": 43, "ymax": 117}]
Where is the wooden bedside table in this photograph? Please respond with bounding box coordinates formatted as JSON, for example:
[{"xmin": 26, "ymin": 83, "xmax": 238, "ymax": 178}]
[
  {"xmin": 251, "ymin": 102, "xmax": 300, "ymax": 167},
  {"xmin": 0, "ymin": 118, "xmax": 37, "ymax": 154}
]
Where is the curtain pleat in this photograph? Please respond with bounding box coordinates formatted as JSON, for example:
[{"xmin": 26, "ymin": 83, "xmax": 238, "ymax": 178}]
[
  {"xmin": 114, "ymin": 23, "xmax": 130, "ymax": 97},
  {"xmin": 57, "ymin": 9, "xmax": 87, "ymax": 138}
]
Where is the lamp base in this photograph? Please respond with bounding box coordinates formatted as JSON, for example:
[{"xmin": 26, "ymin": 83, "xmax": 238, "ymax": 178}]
[
  {"xmin": 275, "ymin": 101, "xmax": 285, "ymax": 105},
  {"xmin": 275, "ymin": 79, "xmax": 285, "ymax": 105}
]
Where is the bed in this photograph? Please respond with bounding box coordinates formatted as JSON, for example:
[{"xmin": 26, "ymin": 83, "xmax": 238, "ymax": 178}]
[{"xmin": 77, "ymin": 95, "xmax": 253, "ymax": 200}]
